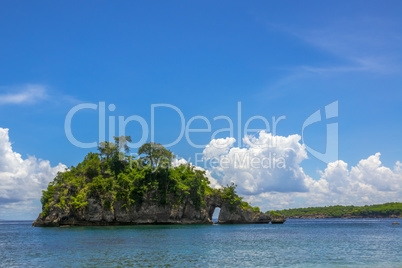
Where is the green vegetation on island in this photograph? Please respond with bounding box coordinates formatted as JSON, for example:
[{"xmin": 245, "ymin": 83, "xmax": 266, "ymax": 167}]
[
  {"xmin": 40, "ymin": 136, "xmax": 257, "ymax": 218},
  {"xmin": 275, "ymin": 203, "xmax": 402, "ymax": 218}
]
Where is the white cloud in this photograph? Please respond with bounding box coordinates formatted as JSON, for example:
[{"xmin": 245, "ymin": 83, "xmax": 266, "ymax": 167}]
[
  {"xmin": 203, "ymin": 137, "xmax": 236, "ymax": 159},
  {"xmin": 0, "ymin": 128, "xmax": 67, "ymax": 207},
  {"xmin": 0, "ymin": 85, "xmax": 48, "ymax": 105},
  {"xmin": 253, "ymin": 155, "xmax": 402, "ymax": 211},
  {"xmin": 203, "ymin": 131, "xmax": 310, "ymax": 195},
  {"xmin": 171, "ymin": 158, "xmax": 189, "ymax": 167},
  {"xmin": 203, "ymin": 131, "xmax": 402, "ymax": 211},
  {"xmin": 0, "ymin": 84, "xmax": 82, "ymax": 107},
  {"xmin": 314, "ymin": 154, "xmax": 402, "ymax": 203}
]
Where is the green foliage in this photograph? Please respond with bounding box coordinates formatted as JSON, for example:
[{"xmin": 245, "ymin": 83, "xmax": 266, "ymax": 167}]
[
  {"xmin": 274, "ymin": 203, "xmax": 402, "ymax": 218},
  {"xmin": 252, "ymin": 206, "xmax": 260, "ymax": 213},
  {"xmin": 219, "ymin": 183, "xmax": 259, "ymax": 213},
  {"xmin": 167, "ymin": 164, "xmax": 210, "ymax": 210},
  {"xmin": 82, "ymin": 152, "xmax": 101, "ymax": 179},
  {"xmin": 97, "ymin": 136, "xmax": 132, "ymax": 161},
  {"xmin": 220, "ymin": 183, "xmax": 242, "ymax": 212},
  {"xmin": 40, "ymin": 182, "xmax": 55, "ymax": 216},
  {"xmin": 138, "ymin": 142, "xmax": 174, "ymax": 169},
  {"xmin": 268, "ymin": 210, "xmax": 281, "ymax": 217},
  {"xmin": 70, "ymin": 190, "xmax": 88, "ymax": 209},
  {"xmin": 39, "ymin": 141, "xmax": 224, "ymax": 216}
]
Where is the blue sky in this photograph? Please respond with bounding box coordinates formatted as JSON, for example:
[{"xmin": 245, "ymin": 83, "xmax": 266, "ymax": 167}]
[{"xmin": 0, "ymin": 1, "xmax": 402, "ymax": 219}]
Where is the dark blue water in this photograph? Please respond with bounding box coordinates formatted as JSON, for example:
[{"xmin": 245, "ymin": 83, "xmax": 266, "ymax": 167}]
[{"xmin": 1, "ymin": 219, "xmax": 401, "ymax": 267}]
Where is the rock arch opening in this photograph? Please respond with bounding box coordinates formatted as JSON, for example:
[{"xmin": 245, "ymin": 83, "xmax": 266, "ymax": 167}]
[{"xmin": 211, "ymin": 207, "xmax": 221, "ymax": 223}]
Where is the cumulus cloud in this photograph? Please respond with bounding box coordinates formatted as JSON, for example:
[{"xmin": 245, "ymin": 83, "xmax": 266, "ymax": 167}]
[
  {"xmin": 312, "ymin": 154, "xmax": 402, "ymax": 204},
  {"xmin": 203, "ymin": 131, "xmax": 402, "ymax": 211},
  {"xmin": 251, "ymin": 155, "xmax": 402, "ymax": 211},
  {"xmin": 203, "ymin": 131, "xmax": 310, "ymax": 195},
  {"xmin": 0, "ymin": 128, "xmax": 67, "ymax": 206},
  {"xmin": 0, "ymin": 85, "xmax": 48, "ymax": 105},
  {"xmin": 203, "ymin": 137, "xmax": 236, "ymax": 159}
]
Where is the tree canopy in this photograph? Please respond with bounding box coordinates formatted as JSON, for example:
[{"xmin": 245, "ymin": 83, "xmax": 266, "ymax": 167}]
[
  {"xmin": 97, "ymin": 136, "xmax": 132, "ymax": 160},
  {"xmin": 138, "ymin": 142, "xmax": 174, "ymax": 170}
]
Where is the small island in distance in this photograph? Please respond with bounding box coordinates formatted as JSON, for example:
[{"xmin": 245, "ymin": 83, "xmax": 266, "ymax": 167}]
[
  {"xmin": 33, "ymin": 136, "xmax": 285, "ymax": 227},
  {"xmin": 275, "ymin": 202, "xmax": 402, "ymax": 219}
]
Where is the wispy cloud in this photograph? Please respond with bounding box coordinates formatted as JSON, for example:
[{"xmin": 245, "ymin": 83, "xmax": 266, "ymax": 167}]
[
  {"xmin": 0, "ymin": 84, "xmax": 83, "ymax": 106},
  {"xmin": 280, "ymin": 17, "xmax": 402, "ymax": 75},
  {"xmin": 0, "ymin": 85, "xmax": 48, "ymax": 105},
  {"xmin": 257, "ymin": 17, "xmax": 402, "ymax": 100}
]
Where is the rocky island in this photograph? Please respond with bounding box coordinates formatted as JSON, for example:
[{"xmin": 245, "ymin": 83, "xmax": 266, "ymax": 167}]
[{"xmin": 33, "ymin": 137, "xmax": 283, "ymax": 227}]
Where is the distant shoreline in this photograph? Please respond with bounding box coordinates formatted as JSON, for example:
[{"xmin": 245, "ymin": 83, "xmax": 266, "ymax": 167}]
[
  {"xmin": 276, "ymin": 202, "xmax": 402, "ymax": 219},
  {"xmin": 286, "ymin": 215, "xmax": 402, "ymax": 219}
]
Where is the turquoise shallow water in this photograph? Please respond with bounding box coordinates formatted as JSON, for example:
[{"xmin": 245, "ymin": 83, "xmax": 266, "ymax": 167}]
[{"xmin": 1, "ymin": 218, "xmax": 401, "ymax": 267}]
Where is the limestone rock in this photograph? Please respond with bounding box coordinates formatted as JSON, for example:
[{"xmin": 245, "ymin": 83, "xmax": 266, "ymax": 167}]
[
  {"xmin": 32, "ymin": 193, "xmax": 271, "ymax": 227},
  {"xmin": 270, "ymin": 214, "xmax": 286, "ymax": 224}
]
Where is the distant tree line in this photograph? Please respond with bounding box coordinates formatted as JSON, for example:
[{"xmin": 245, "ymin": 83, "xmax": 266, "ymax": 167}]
[{"xmin": 275, "ymin": 203, "xmax": 402, "ymax": 218}]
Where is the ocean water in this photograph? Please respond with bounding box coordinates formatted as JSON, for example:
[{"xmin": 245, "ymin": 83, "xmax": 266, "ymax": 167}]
[{"xmin": 1, "ymin": 219, "xmax": 401, "ymax": 267}]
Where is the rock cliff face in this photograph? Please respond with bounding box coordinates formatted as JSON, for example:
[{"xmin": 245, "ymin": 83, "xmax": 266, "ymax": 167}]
[
  {"xmin": 32, "ymin": 194, "xmax": 271, "ymax": 227},
  {"xmin": 270, "ymin": 214, "xmax": 286, "ymax": 224},
  {"xmin": 209, "ymin": 194, "xmax": 271, "ymax": 224}
]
